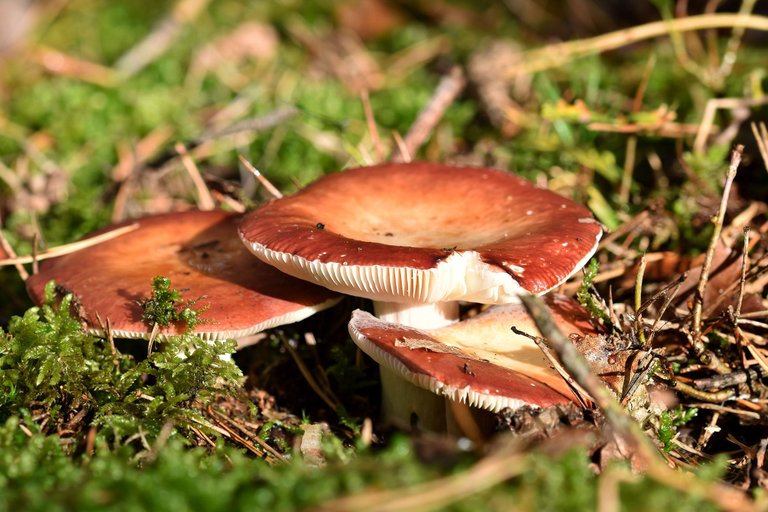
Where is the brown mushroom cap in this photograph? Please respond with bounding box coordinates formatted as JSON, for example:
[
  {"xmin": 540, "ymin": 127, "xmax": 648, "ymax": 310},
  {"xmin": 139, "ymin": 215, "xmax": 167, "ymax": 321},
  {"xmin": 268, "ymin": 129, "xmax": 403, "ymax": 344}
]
[
  {"xmin": 26, "ymin": 210, "xmax": 341, "ymax": 341},
  {"xmin": 348, "ymin": 294, "xmax": 597, "ymax": 412},
  {"xmin": 239, "ymin": 162, "xmax": 602, "ymax": 304}
]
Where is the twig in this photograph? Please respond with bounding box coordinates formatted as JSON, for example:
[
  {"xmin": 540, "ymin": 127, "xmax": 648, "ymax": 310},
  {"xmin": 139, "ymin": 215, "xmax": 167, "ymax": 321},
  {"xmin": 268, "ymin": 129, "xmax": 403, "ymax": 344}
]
[
  {"xmin": 750, "ymin": 122, "xmax": 768, "ymax": 171},
  {"xmin": 691, "ymin": 145, "xmax": 743, "ymax": 352},
  {"xmin": 736, "ymin": 228, "xmax": 750, "ymax": 318},
  {"xmin": 237, "ymin": 155, "xmax": 283, "ymax": 199},
  {"xmin": 360, "ymin": 90, "xmax": 384, "ymax": 162},
  {"xmin": 316, "ymin": 440, "xmax": 526, "ymax": 512},
  {"xmin": 175, "ymin": 143, "xmax": 215, "ymax": 210},
  {"xmin": 279, "ymin": 335, "xmax": 343, "ymax": 415},
  {"xmin": 694, "ymin": 98, "xmax": 768, "ymax": 153},
  {"xmin": 31, "ymin": 233, "xmax": 39, "ymax": 275},
  {"xmin": 207, "ymin": 407, "xmax": 286, "ymax": 464},
  {"xmin": 113, "ymin": 0, "xmax": 211, "ymax": 78},
  {"xmin": 619, "ymin": 135, "xmax": 637, "ymax": 206},
  {"xmin": 519, "ymin": 295, "xmax": 754, "ymax": 512},
  {"xmin": 635, "ymin": 254, "xmax": 647, "ymax": 348},
  {"xmin": 511, "ymin": 326, "xmax": 592, "ymax": 407},
  {"xmin": 0, "ymin": 219, "xmax": 29, "ymax": 280},
  {"xmin": 390, "ymin": 66, "xmax": 465, "ymax": 162},
  {"xmin": 713, "ymin": 0, "xmax": 757, "ymax": 85},
  {"xmin": 391, "ymin": 132, "xmax": 410, "ymax": 162},
  {"xmin": 31, "ymin": 46, "xmax": 118, "ymax": 87},
  {"xmin": 0, "ymin": 223, "xmax": 139, "ymax": 267},
  {"xmin": 506, "ymin": 14, "xmax": 768, "ymax": 80},
  {"xmin": 197, "ymin": 106, "xmax": 298, "ymax": 143},
  {"xmin": 111, "ymin": 125, "xmax": 174, "ymax": 222}
]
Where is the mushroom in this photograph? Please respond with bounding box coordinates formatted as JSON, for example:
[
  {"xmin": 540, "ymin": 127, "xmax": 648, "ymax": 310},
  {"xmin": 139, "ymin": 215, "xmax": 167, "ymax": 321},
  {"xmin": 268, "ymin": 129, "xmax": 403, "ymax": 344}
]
[
  {"xmin": 238, "ymin": 162, "xmax": 602, "ymax": 427},
  {"xmin": 26, "ymin": 210, "xmax": 341, "ymax": 344},
  {"xmin": 348, "ymin": 294, "xmax": 597, "ymax": 431},
  {"xmin": 238, "ymin": 162, "xmax": 602, "ymax": 329}
]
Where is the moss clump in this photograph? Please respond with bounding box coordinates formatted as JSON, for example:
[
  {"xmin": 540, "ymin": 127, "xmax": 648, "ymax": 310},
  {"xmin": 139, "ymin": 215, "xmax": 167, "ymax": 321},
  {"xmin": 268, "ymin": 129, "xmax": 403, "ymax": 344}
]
[
  {"xmin": 140, "ymin": 276, "xmax": 209, "ymax": 331},
  {"xmin": 0, "ymin": 281, "xmax": 240, "ymax": 446}
]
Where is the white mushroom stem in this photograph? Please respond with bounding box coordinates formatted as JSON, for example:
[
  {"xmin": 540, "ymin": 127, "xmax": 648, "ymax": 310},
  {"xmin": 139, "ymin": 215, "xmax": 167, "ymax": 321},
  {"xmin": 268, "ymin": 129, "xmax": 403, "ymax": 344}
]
[
  {"xmin": 373, "ymin": 301, "xmax": 459, "ymax": 329},
  {"xmin": 373, "ymin": 300, "xmax": 460, "ymax": 431}
]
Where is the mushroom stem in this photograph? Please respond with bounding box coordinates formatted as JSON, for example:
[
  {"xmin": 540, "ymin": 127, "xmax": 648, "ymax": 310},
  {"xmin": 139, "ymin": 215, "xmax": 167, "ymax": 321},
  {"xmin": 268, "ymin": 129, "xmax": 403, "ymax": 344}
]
[
  {"xmin": 380, "ymin": 367, "xmax": 448, "ymax": 431},
  {"xmin": 373, "ymin": 301, "xmax": 459, "ymax": 329},
  {"xmin": 371, "ymin": 300, "xmax": 460, "ymax": 430}
]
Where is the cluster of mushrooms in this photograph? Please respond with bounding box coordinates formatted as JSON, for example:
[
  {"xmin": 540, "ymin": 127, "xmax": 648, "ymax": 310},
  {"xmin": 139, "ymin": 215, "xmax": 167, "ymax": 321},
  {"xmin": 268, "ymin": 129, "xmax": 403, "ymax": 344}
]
[{"xmin": 26, "ymin": 162, "xmax": 603, "ymax": 432}]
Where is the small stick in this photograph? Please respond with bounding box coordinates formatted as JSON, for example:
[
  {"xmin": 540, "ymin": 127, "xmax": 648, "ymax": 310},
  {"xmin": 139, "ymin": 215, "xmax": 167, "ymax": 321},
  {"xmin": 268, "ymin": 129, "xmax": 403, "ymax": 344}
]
[
  {"xmin": 391, "ymin": 66, "xmax": 465, "ymax": 162},
  {"xmin": 750, "ymin": 121, "xmax": 768, "ymax": 171},
  {"xmin": 634, "ymin": 254, "xmax": 647, "ymax": 348},
  {"xmin": 147, "ymin": 322, "xmax": 160, "ymax": 356},
  {"xmin": 391, "ymin": 132, "xmax": 410, "ymax": 163},
  {"xmin": 619, "ymin": 135, "xmax": 637, "ymax": 205},
  {"xmin": 31, "ymin": 233, "xmax": 39, "ymax": 275},
  {"xmin": 0, "ymin": 216, "xmax": 29, "ymax": 280},
  {"xmin": 237, "ymin": 155, "xmax": 283, "ymax": 199},
  {"xmin": 210, "ymin": 190, "xmax": 246, "ymax": 213},
  {"xmin": 197, "ymin": 106, "xmax": 299, "ymax": 143},
  {"xmin": 643, "ymin": 276, "xmax": 685, "ymax": 348},
  {"xmin": 511, "ymin": 326, "xmax": 592, "ymax": 407},
  {"xmin": 693, "ymin": 367, "xmax": 764, "ymax": 390},
  {"xmin": 694, "ymin": 97, "xmax": 768, "ymax": 153},
  {"xmin": 113, "ymin": 0, "xmax": 211, "ymax": 78},
  {"xmin": 736, "ymin": 228, "xmax": 750, "ymax": 318},
  {"xmin": 0, "ymin": 223, "xmax": 139, "ymax": 267},
  {"xmin": 714, "ymin": 0, "xmax": 757, "ymax": 82},
  {"xmin": 32, "ymin": 46, "xmax": 118, "ymax": 87},
  {"xmin": 519, "ymin": 295, "xmax": 755, "ymax": 511},
  {"xmin": 175, "ymin": 143, "xmax": 215, "ymax": 210},
  {"xmin": 506, "ymin": 14, "xmax": 768, "ymax": 79},
  {"xmin": 279, "ymin": 335, "xmax": 342, "ymax": 415},
  {"xmin": 360, "ymin": 90, "xmax": 384, "ymax": 162},
  {"xmin": 691, "ymin": 145, "xmax": 743, "ymax": 352}
]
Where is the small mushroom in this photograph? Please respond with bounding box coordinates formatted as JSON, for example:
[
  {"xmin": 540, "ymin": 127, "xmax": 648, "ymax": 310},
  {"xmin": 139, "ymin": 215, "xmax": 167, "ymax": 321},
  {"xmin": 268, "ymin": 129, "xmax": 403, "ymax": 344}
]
[
  {"xmin": 348, "ymin": 294, "xmax": 597, "ymax": 431},
  {"xmin": 26, "ymin": 210, "xmax": 341, "ymax": 343}
]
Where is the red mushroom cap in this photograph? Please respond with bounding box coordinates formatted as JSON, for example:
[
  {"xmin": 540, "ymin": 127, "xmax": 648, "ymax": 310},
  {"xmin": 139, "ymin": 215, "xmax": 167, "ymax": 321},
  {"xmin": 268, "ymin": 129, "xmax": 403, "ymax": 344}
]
[
  {"xmin": 348, "ymin": 294, "xmax": 598, "ymax": 412},
  {"xmin": 26, "ymin": 210, "xmax": 341, "ymax": 341},
  {"xmin": 239, "ymin": 162, "xmax": 602, "ymax": 304}
]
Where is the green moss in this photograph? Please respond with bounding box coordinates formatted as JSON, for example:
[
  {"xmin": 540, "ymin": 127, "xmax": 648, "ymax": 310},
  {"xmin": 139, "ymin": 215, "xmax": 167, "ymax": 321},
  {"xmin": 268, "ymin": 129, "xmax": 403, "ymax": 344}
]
[
  {"xmin": 0, "ymin": 281, "xmax": 240, "ymax": 445},
  {"xmin": 140, "ymin": 276, "xmax": 208, "ymax": 331}
]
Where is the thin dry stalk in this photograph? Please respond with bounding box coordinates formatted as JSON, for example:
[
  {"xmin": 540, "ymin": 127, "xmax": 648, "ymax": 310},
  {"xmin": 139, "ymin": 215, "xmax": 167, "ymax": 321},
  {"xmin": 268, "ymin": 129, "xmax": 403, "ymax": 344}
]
[
  {"xmin": 207, "ymin": 407, "xmax": 286, "ymax": 464},
  {"xmin": 619, "ymin": 135, "xmax": 637, "ymax": 205},
  {"xmin": 31, "ymin": 234, "xmax": 39, "ymax": 275},
  {"xmin": 279, "ymin": 335, "xmax": 343, "ymax": 415},
  {"xmin": 0, "ymin": 223, "xmax": 139, "ymax": 267},
  {"xmin": 511, "ymin": 326, "xmax": 593, "ymax": 407},
  {"xmin": 391, "ymin": 66, "xmax": 465, "ymax": 162},
  {"xmin": 0, "ymin": 220, "xmax": 28, "ymax": 280},
  {"xmin": 519, "ymin": 295, "xmax": 755, "ymax": 512},
  {"xmin": 31, "ymin": 46, "xmax": 118, "ymax": 87},
  {"xmin": 113, "ymin": 0, "xmax": 211, "ymax": 78},
  {"xmin": 506, "ymin": 14, "xmax": 768, "ymax": 79},
  {"xmin": 238, "ymin": 155, "xmax": 283, "ymax": 199},
  {"xmin": 691, "ymin": 145, "xmax": 743, "ymax": 351},
  {"xmin": 750, "ymin": 122, "xmax": 768, "ymax": 171},
  {"xmin": 197, "ymin": 106, "xmax": 298, "ymax": 143},
  {"xmin": 317, "ymin": 441, "xmax": 526, "ymax": 512},
  {"xmin": 736, "ymin": 228, "xmax": 750, "ymax": 318},
  {"xmin": 360, "ymin": 90, "xmax": 384, "ymax": 162},
  {"xmin": 635, "ymin": 254, "xmax": 647, "ymax": 348},
  {"xmin": 391, "ymin": 131, "xmax": 410, "ymax": 162},
  {"xmin": 175, "ymin": 143, "xmax": 215, "ymax": 210},
  {"xmin": 111, "ymin": 125, "xmax": 174, "ymax": 222},
  {"xmin": 694, "ymin": 98, "xmax": 768, "ymax": 153},
  {"xmin": 714, "ymin": 0, "xmax": 757, "ymax": 83}
]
